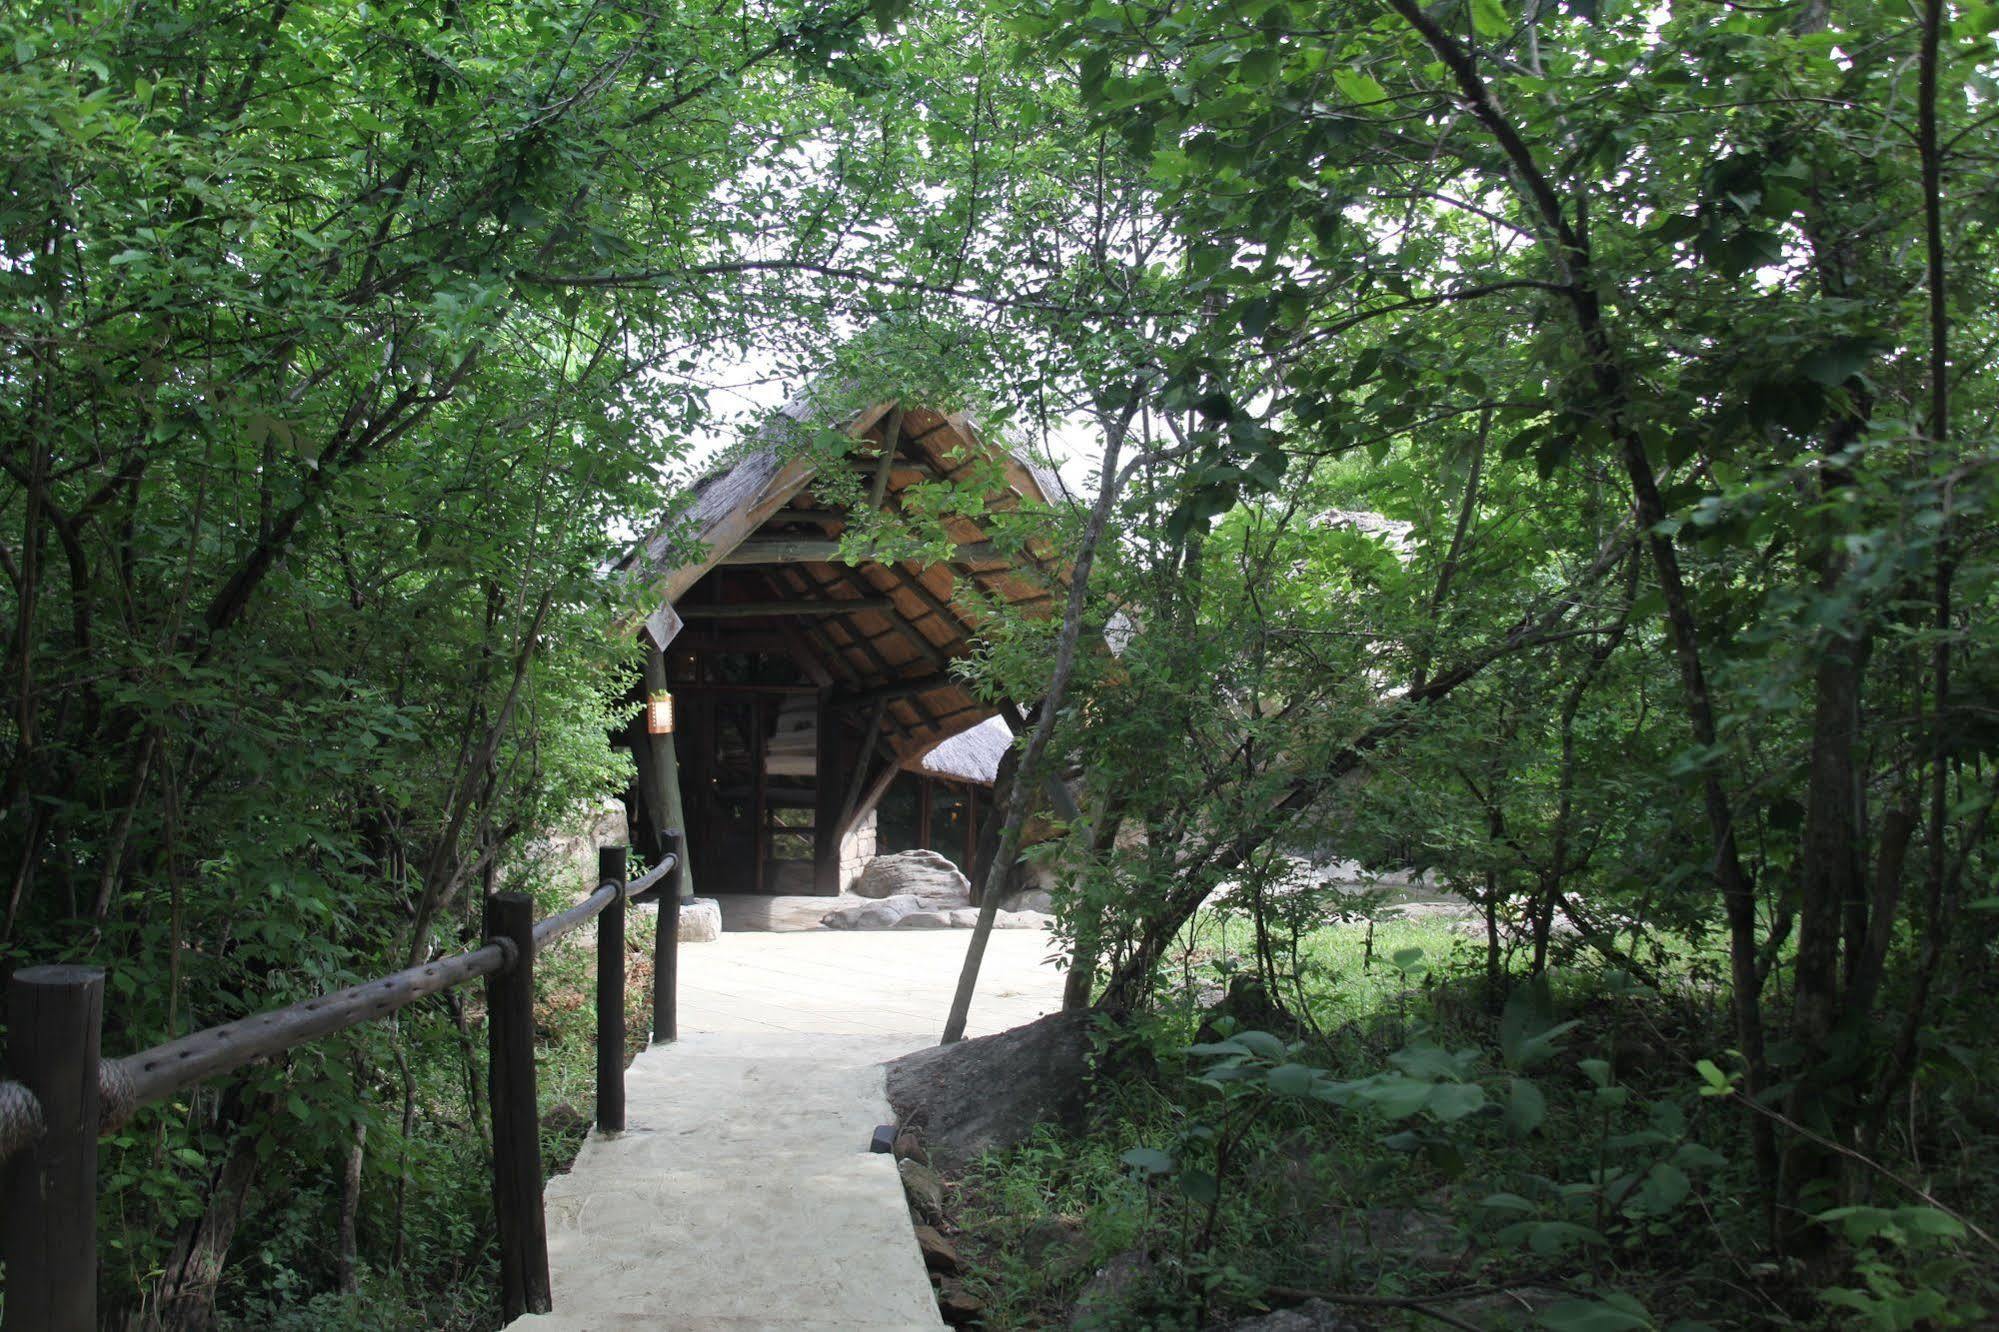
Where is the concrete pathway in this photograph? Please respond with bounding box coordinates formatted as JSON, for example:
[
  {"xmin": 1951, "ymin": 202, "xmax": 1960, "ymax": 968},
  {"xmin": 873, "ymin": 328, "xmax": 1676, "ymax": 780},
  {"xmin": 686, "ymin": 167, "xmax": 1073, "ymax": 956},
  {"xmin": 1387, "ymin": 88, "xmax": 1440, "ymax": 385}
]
[{"xmin": 514, "ymin": 929, "xmax": 1066, "ymax": 1331}]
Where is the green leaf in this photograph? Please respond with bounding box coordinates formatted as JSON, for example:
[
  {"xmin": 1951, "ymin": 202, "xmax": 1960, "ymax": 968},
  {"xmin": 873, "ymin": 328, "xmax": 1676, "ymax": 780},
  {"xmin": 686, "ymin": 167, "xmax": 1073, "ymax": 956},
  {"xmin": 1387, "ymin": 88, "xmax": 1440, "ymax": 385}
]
[
  {"xmin": 1234, "ymin": 1030, "xmax": 1287, "ymax": 1059},
  {"xmin": 1177, "ymin": 1166, "xmax": 1219, "ymax": 1204},
  {"xmin": 1538, "ymin": 1296, "xmax": 1652, "ymax": 1331},
  {"xmin": 1360, "ymin": 1075, "xmax": 1435, "ymax": 1119},
  {"xmin": 1471, "ymin": 0, "xmax": 1511, "ymax": 38},
  {"xmin": 1426, "ymin": 1081, "xmax": 1487, "ymax": 1122},
  {"xmin": 1630, "ymin": 1163, "xmax": 1691, "ymax": 1215},
  {"xmin": 1506, "ymin": 1077, "xmax": 1547, "ymax": 1134},
  {"xmin": 1482, "ymin": 1191, "xmax": 1537, "ymax": 1213},
  {"xmin": 1332, "ymin": 69, "xmax": 1388, "ymax": 103},
  {"xmin": 1268, "ymin": 1063, "xmax": 1318, "ymax": 1096},
  {"xmin": 1120, "ymin": 1146, "xmax": 1174, "ymax": 1175}
]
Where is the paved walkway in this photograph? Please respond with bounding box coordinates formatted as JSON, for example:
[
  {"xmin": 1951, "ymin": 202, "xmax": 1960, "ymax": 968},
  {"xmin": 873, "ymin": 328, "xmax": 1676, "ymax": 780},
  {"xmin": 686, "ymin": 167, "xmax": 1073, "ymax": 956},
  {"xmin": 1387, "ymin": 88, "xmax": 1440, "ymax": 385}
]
[{"xmin": 515, "ymin": 928, "xmax": 1066, "ymax": 1331}]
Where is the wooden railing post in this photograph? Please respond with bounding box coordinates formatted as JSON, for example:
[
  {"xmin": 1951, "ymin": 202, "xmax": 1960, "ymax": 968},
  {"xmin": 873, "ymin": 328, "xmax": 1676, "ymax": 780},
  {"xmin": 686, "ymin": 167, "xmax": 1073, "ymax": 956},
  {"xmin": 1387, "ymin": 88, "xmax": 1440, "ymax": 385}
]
[
  {"xmin": 595, "ymin": 846, "xmax": 627, "ymax": 1135},
  {"xmin": 484, "ymin": 893, "xmax": 551, "ymax": 1320},
  {"xmin": 652, "ymin": 828, "xmax": 684, "ymax": 1045},
  {"xmin": 2, "ymin": 965, "xmax": 104, "ymax": 1331}
]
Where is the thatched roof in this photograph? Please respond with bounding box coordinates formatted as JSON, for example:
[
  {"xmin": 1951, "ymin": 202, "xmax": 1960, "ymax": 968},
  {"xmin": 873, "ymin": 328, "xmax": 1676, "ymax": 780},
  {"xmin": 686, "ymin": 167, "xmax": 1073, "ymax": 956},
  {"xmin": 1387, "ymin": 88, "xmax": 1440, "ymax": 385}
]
[
  {"xmin": 621, "ymin": 392, "xmax": 1067, "ymax": 773},
  {"xmin": 915, "ymin": 715, "xmax": 1012, "ymax": 784}
]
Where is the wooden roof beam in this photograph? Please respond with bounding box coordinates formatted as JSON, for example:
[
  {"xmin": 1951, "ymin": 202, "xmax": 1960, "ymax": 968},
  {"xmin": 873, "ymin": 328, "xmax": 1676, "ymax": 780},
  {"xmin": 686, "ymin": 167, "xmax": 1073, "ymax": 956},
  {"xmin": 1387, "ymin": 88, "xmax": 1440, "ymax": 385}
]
[
  {"xmin": 773, "ymin": 564, "xmax": 947, "ymax": 736},
  {"xmin": 718, "ymin": 537, "xmax": 1017, "ymax": 568},
  {"xmin": 823, "ymin": 564, "xmax": 948, "ymax": 672},
  {"xmin": 834, "ymin": 672, "xmax": 957, "ymax": 710},
  {"xmin": 678, "ymin": 598, "xmax": 896, "ymax": 619}
]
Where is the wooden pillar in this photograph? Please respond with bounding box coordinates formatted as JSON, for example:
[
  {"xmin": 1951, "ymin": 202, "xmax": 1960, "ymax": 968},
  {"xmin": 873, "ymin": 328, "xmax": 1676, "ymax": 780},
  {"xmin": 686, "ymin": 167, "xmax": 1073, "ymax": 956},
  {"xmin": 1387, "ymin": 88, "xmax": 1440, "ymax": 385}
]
[
  {"xmin": 625, "ymin": 720, "xmax": 664, "ymax": 866},
  {"xmin": 485, "ymin": 894, "xmax": 551, "ymax": 1319},
  {"xmin": 848, "ymin": 762, "xmax": 901, "ymax": 847},
  {"xmin": 653, "ymin": 830, "xmax": 684, "ymax": 1044},
  {"xmin": 964, "ymin": 786, "xmax": 978, "ymax": 872},
  {"xmin": 642, "ymin": 648, "xmax": 692, "ymax": 899},
  {"xmin": 812, "ymin": 689, "xmax": 842, "ymax": 895},
  {"xmin": 752, "ymin": 696, "xmax": 768, "ymax": 893},
  {"xmin": 2, "ymin": 965, "xmax": 103, "ymax": 1331},
  {"xmin": 595, "ymin": 847, "xmax": 627, "ymax": 1135},
  {"xmin": 917, "ymin": 778, "xmax": 933, "ymax": 851}
]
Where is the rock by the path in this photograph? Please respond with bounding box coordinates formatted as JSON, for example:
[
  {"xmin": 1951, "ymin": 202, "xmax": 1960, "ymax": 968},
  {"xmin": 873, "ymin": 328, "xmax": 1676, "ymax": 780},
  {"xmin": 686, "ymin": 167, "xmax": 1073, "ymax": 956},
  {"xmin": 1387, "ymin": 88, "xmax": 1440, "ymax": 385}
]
[
  {"xmin": 855, "ymin": 849, "xmax": 973, "ymax": 901},
  {"xmin": 935, "ymin": 1277, "xmax": 984, "ymax": 1327},
  {"xmin": 675, "ymin": 896, "xmax": 722, "ymax": 943},
  {"xmin": 817, "ymin": 891, "xmax": 1054, "ymax": 931},
  {"xmin": 1312, "ymin": 1202, "xmax": 1464, "ymax": 1275},
  {"xmin": 1069, "ymin": 1250, "xmax": 1149, "ymax": 1329},
  {"xmin": 899, "ymin": 1158, "xmax": 945, "ymax": 1225},
  {"xmin": 999, "ymin": 888, "xmax": 1055, "ymax": 914},
  {"xmin": 893, "ymin": 1129, "xmax": 929, "ymax": 1164},
  {"xmin": 885, "ymin": 1010, "xmax": 1093, "ymax": 1168},
  {"xmin": 821, "ymin": 893, "xmax": 925, "ymax": 929},
  {"xmin": 1209, "ymin": 1298, "xmax": 1373, "ymax": 1331},
  {"xmin": 1195, "ymin": 975, "xmax": 1304, "ymax": 1046},
  {"xmin": 913, "ymin": 1223, "xmax": 964, "ymax": 1274},
  {"xmin": 1020, "ymin": 1214, "xmax": 1090, "ymax": 1277}
]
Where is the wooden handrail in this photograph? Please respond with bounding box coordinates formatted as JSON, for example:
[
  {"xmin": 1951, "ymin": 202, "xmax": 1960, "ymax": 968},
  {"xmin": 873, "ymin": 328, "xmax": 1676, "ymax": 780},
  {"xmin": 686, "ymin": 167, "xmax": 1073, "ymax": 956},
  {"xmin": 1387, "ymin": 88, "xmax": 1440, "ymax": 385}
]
[
  {"xmin": 0, "ymin": 835, "xmax": 690, "ymax": 1329},
  {"xmin": 533, "ymin": 881, "xmax": 621, "ymax": 954},
  {"xmin": 626, "ymin": 848, "xmax": 678, "ymax": 899},
  {"xmin": 103, "ymin": 941, "xmax": 516, "ymax": 1130}
]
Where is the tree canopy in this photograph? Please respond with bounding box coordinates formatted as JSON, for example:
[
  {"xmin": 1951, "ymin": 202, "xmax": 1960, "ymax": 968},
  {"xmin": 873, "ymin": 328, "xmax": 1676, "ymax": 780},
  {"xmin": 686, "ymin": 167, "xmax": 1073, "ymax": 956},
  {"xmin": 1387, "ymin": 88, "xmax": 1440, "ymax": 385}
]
[{"xmin": 2, "ymin": 0, "xmax": 1994, "ymax": 1324}]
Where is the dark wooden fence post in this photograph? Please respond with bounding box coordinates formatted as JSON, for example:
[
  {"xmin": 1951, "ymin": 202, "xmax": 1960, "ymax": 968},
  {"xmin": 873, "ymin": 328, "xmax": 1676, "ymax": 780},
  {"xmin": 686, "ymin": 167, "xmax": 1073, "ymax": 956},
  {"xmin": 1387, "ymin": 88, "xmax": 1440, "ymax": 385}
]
[
  {"xmin": 595, "ymin": 846, "xmax": 627, "ymax": 1134},
  {"xmin": 652, "ymin": 828, "xmax": 684, "ymax": 1045},
  {"xmin": 2, "ymin": 965, "xmax": 104, "ymax": 1331},
  {"xmin": 484, "ymin": 893, "xmax": 551, "ymax": 1320}
]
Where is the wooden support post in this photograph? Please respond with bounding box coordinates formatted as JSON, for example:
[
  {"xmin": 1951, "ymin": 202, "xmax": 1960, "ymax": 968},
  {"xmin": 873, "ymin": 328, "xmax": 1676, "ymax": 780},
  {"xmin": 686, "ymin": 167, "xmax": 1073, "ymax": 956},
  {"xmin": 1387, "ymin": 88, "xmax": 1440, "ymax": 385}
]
[
  {"xmin": 595, "ymin": 846, "xmax": 628, "ymax": 1136},
  {"xmin": 845, "ymin": 757, "xmax": 903, "ymax": 843},
  {"xmin": 868, "ymin": 403, "xmax": 905, "ymax": 510},
  {"xmin": 485, "ymin": 893, "xmax": 551, "ymax": 1320},
  {"xmin": 653, "ymin": 829, "xmax": 684, "ymax": 1044},
  {"xmin": 965, "ymin": 786, "xmax": 979, "ymax": 872},
  {"xmin": 813, "ymin": 689, "xmax": 843, "ymax": 895},
  {"xmin": 1, "ymin": 965, "xmax": 103, "ymax": 1331},
  {"xmin": 626, "ymin": 716, "xmax": 665, "ymax": 865},
  {"xmin": 839, "ymin": 700, "xmax": 887, "ymax": 831},
  {"xmin": 642, "ymin": 647, "xmax": 694, "ymax": 898}
]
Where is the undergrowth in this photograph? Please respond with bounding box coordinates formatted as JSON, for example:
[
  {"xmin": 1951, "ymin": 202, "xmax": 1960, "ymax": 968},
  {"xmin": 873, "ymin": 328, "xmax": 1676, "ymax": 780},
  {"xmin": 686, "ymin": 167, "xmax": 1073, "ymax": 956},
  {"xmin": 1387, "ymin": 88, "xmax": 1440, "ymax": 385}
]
[{"xmin": 947, "ymin": 915, "xmax": 1998, "ymax": 1330}]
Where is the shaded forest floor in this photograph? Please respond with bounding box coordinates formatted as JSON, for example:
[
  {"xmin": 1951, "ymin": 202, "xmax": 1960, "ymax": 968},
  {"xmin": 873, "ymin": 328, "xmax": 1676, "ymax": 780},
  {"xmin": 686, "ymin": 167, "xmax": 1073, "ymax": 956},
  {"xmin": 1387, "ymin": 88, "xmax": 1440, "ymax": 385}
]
[{"xmin": 928, "ymin": 917, "xmax": 1999, "ymax": 1330}]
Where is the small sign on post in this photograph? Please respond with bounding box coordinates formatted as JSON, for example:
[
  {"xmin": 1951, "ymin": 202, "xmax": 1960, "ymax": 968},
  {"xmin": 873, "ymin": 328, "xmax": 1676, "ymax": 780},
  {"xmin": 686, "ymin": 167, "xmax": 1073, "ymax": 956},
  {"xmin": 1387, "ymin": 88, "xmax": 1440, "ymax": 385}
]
[{"xmin": 644, "ymin": 602, "xmax": 683, "ymax": 652}]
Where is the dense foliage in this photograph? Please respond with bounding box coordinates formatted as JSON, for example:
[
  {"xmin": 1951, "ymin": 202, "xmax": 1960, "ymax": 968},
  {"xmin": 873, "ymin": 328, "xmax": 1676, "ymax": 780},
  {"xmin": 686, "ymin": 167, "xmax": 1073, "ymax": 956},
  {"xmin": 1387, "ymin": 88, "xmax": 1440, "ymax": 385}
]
[{"xmin": 2, "ymin": 0, "xmax": 1994, "ymax": 1324}]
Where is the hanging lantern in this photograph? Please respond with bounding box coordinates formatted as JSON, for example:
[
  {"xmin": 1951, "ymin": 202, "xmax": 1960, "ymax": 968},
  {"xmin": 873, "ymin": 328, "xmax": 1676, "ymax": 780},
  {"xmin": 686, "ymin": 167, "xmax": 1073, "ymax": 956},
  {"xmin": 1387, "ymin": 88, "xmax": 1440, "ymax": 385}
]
[{"xmin": 646, "ymin": 689, "xmax": 675, "ymax": 735}]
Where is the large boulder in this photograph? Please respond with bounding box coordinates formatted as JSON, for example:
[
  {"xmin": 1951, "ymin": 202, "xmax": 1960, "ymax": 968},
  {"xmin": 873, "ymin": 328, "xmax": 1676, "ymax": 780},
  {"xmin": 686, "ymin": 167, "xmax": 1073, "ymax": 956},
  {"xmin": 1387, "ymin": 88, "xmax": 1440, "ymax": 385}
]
[
  {"xmin": 885, "ymin": 1010, "xmax": 1094, "ymax": 1168},
  {"xmin": 898, "ymin": 1158, "xmax": 945, "ymax": 1224},
  {"xmin": 853, "ymin": 850, "xmax": 971, "ymax": 903},
  {"xmin": 999, "ymin": 888, "xmax": 1055, "ymax": 914},
  {"xmin": 675, "ymin": 897, "xmax": 722, "ymax": 943},
  {"xmin": 1209, "ymin": 1300, "xmax": 1373, "ymax": 1331},
  {"xmin": 819, "ymin": 893, "xmax": 924, "ymax": 929}
]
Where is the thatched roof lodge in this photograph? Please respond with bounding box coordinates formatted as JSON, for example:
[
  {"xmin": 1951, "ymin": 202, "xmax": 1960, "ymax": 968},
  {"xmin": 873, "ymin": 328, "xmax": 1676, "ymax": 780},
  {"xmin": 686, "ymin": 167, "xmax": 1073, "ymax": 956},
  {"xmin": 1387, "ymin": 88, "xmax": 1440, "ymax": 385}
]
[{"xmin": 615, "ymin": 394, "xmax": 1060, "ymax": 896}]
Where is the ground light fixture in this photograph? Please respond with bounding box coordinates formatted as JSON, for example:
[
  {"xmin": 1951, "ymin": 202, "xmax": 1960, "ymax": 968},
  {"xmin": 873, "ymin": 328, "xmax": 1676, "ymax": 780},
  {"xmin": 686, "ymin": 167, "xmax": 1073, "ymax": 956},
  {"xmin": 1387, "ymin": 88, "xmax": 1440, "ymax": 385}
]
[{"xmin": 647, "ymin": 689, "xmax": 674, "ymax": 735}]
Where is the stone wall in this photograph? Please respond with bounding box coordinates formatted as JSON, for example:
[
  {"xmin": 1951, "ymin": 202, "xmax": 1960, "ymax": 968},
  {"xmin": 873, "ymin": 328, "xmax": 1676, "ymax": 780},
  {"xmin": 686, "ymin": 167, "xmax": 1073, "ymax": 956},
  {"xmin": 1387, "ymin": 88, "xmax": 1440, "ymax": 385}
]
[
  {"xmin": 509, "ymin": 798, "xmax": 630, "ymax": 896},
  {"xmin": 839, "ymin": 811, "xmax": 878, "ymax": 892}
]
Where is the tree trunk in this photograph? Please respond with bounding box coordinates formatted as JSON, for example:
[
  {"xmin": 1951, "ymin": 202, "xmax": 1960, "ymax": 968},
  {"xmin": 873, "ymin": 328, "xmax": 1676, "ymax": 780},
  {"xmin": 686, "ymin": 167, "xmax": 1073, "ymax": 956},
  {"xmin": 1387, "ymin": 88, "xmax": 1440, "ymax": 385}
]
[
  {"xmin": 336, "ymin": 1118, "xmax": 367, "ymax": 1295},
  {"xmin": 941, "ymin": 397, "xmax": 1134, "ymax": 1043},
  {"xmin": 142, "ymin": 1095, "xmax": 270, "ymax": 1332}
]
